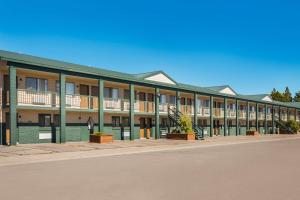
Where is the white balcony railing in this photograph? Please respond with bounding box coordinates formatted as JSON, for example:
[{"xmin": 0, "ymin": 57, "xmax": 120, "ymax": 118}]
[
  {"xmin": 17, "ymin": 89, "xmax": 59, "ymax": 107},
  {"xmin": 213, "ymin": 108, "xmax": 224, "ymax": 117},
  {"xmin": 104, "ymin": 98, "xmax": 121, "ymax": 110},
  {"xmin": 198, "ymin": 107, "xmax": 210, "ymax": 117},
  {"xmin": 227, "ymin": 110, "xmax": 236, "ymax": 118},
  {"xmin": 238, "ymin": 111, "xmax": 246, "ymax": 119},
  {"xmin": 249, "ymin": 111, "xmax": 256, "ymax": 120},
  {"xmin": 66, "ymin": 95, "xmax": 98, "ymax": 110}
]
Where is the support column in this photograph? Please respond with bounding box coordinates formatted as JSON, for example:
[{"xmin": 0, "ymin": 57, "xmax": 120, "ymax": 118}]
[
  {"xmin": 279, "ymin": 106, "xmax": 281, "ymax": 121},
  {"xmin": 224, "ymin": 98, "xmax": 227, "ymax": 136},
  {"xmin": 256, "ymin": 103, "xmax": 259, "ymax": 131},
  {"xmin": 236, "ymin": 99, "xmax": 239, "ymax": 136},
  {"xmin": 176, "ymin": 91, "xmax": 180, "ymax": 111},
  {"xmin": 264, "ymin": 104, "xmax": 268, "ymax": 134},
  {"xmin": 272, "ymin": 106, "xmax": 275, "ymax": 134},
  {"xmin": 98, "ymin": 79, "xmax": 104, "ymax": 132},
  {"xmin": 287, "ymin": 108, "xmax": 290, "ymax": 121},
  {"xmin": 246, "ymin": 101, "xmax": 250, "ymax": 130},
  {"xmin": 194, "ymin": 93, "xmax": 198, "ymax": 127},
  {"xmin": 9, "ymin": 66, "xmax": 17, "ymax": 145},
  {"xmin": 155, "ymin": 88, "xmax": 160, "ymax": 139},
  {"xmin": 130, "ymin": 83, "xmax": 135, "ymax": 140},
  {"xmin": 59, "ymin": 73, "xmax": 66, "ymax": 143},
  {"xmin": 210, "ymin": 96, "xmax": 214, "ymax": 137},
  {"xmin": 176, "ymin": 90, "xmax": 181, "ymax": 130},
  {"xmin": 295, "ymin": 108, "xmax": 297, "ymax": 121}
]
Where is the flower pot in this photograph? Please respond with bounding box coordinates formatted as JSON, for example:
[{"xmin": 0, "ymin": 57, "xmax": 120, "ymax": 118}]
[
  {"xmin": 166, "ymin": 133, "xmax": 195, "ymax": 140},
  {"xmin": 246, "ymin": 131, "xmax": 259, "ymax": 136},
  {"xmin": 90, "ymin": 134, "xmax": 113, "ymax": 144}
]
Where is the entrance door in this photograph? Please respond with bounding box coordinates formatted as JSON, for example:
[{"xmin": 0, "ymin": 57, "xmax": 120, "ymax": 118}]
[
  {"xmin": 139, "ymin": 118, "xmax": 146, "ymax": 139},
  {"xmin": 91, "ymin": 86, "xmax": 99, "ymax": 109},
  {"xmin": 5, "ymin": 112, "xmax": 10, "ymax": 145},
  {"xmin": 146, "ymin": 118, "xmax": 152, "ymax": 139},
  {"xmin": 139, "ymin": 92, "xmax": 146, "ymax": 112},
  {"xmin": 214, "ymin": 119, "xmax": 221, "ymax": 136},
  {"xmin": 80, "ymin": 84, "xmax": 89, "ymax": 108}
]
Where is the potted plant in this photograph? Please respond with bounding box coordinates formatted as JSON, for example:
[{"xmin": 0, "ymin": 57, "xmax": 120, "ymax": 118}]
[
  {"xmin": 167, "ymin": 114, "xmax": 195, "ymax": 140},
  {"xmin": 90, "ymin": 132, "xmax": 114, "ymax": 144}
]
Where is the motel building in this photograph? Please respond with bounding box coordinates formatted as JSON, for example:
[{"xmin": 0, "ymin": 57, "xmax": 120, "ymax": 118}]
[{"xmin": 0, "ymin": 50, "xmax": 300, "ymax": 145}]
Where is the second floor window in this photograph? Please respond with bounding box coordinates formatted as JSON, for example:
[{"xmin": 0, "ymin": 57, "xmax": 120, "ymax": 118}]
[
  {"xmin": 105, "ymin": 88, "xmax": 119, "ymax": 100},
  {"xmin": 26, "ymin": 77, "xmax": 48, "ymax": 92},
  {"xmin": 66, "ymin": 83, "xmax": 75, "ymax": 95}
]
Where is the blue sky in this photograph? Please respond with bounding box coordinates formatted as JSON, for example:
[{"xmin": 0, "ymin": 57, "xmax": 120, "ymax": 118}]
[{"xmin": 1, "ymin": 0, "xmax": 300, "ymax": 95}]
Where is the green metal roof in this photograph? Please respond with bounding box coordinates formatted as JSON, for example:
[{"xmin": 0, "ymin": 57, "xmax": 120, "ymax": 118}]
[{"xmin": 0, "ymin": 49, "xmax": 299, "ymax": 109}]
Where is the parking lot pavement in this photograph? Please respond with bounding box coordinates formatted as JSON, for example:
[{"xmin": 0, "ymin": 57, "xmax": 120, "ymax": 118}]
[
  {"xmin": 0, "ymin": 134, "xmax": 299, "ymax": 167},
  {"xmin": 1, "ymin": 135, "xmax": 300, "ymax": 200}
]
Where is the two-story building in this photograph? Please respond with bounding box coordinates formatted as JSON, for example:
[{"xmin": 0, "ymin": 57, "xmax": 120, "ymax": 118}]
[{"xmin": 1, "ymin": 50, "xmax": 300, "ymax": 145}]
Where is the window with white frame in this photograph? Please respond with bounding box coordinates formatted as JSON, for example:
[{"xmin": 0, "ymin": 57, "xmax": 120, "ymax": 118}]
[{"xmin": 25, "ymin": 77, "xmax": 48, "ymax": 92}]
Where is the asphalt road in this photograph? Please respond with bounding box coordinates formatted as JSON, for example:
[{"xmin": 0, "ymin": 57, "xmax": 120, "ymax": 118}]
[{"xmin": 1, "ymin": 138, "xmax": 300, "ymax": 200}]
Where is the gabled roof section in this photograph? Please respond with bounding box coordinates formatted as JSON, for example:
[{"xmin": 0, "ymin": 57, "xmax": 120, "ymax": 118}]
[
  {"xmin": 241, "ymin": 94, "xmax": 273, "ymax": 102},
  {"xmin": 205, "ymin": 85, "xmax": 237, "ymax": 96},
  {"xmin": 134, "ymin": 71, "xmax": 177, "ymax": 85}
]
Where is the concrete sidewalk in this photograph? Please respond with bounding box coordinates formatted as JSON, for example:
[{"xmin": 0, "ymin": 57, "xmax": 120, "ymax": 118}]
[{"xmin": 0, "ymin": 135, "xmax": 299, "ymax": 167}]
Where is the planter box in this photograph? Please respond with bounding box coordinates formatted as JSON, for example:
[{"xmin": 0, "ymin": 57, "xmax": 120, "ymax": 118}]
[
  {"xmin": 90, "ymin": 134, "xmax": 113, "ymax": 144},
  {"xmin": 166, "ymin": 133, "xmax": 195, "ymax": 140},
  {"xmin": 246, "ymin": 131, "xmax": 259, "ymax": 136}
]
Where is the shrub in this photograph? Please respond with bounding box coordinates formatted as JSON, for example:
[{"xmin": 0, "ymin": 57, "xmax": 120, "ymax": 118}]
[
  {"xmin": 285, "ymin": 120, "xmax": 300, "ymax": 133},
  {"xmin": 92, "ymin": 132, "xmax": 104, "ymax": 136},
  {"xmin": 179, "ymin": 114, "xmax": 193, "ymax": 134}
]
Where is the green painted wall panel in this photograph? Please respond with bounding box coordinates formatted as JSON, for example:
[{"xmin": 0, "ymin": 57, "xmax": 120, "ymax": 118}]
[
  {"xmin": 65, "ymin": 126, "xmax": 81, "ymax": 142},
  {"xmin": 240, "ymin": 127, "xmax": 247, "ymax": 135},
  {"xmin": 18, "ymin": 126, "xmax": 53, "ymax": 144},
  {"xmin": 103, "ymin": 126, "xmax": 122, "ymax": 140},
  {"xmin": 228, "ymin": 127, "xmax": 236, "ymax": 136},
  {"xmin": 134, "ymin": 127, "xmax": 140, "ymax": 140}
]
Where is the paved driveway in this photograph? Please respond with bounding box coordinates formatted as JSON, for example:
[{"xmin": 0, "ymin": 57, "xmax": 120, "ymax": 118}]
[{"xmin": 0, "ymin": 135, "xmax": 300, "ymax": 200}]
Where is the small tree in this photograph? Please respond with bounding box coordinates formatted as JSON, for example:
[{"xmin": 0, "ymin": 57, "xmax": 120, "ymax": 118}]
[
  {"xmin": 283, "ymin": 87, "xmax": 293, "ymax": 102},
  {"xmin": 179, "ymin": 114, "xmax": 193, "ymax": 134}
]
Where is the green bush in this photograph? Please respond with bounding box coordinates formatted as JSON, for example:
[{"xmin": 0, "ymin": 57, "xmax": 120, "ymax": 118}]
[
  {"xmin": 92, "ymin": 132, "xmax": 104, "ymax": 136},
  {"xmin": 285, "ymin": 120, "xmax": 300, "ymax": 133},
  {"xmin": 179, "ymin": 114, "xmax": 193, "ymax": 134}
]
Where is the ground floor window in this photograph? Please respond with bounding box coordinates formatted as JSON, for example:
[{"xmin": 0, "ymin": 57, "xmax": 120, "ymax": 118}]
[
  {"xmin": 122, "ymin": 117, "xmax": 130, "ymax": 127},
  {"xmin": 53, "ymin": 114, "xmax": 60, "ymax": 127},
  {"xmin": 38, "ymin": 114, "xmax": 51, "ymax": 127},
  {"xmin": 112, "ymin": 116, "xmax": 121, "ymax": 127}
]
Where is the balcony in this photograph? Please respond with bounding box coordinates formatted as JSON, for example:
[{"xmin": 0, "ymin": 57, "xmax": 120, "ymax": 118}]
[
  {"xmin": 258, "ymin": 112, "xmax": 265, "ymax": 120},
  {"xmin": 66, "ymin": 95, "xmax": 98, "ymax": 110},
  {"xmin": 281, "ymin": 114, "xmax": 288, "ymax": 121},
  {"xmin": 227, "ymin": 110, "xmax": 236, "ymax": 118},
  {"xmin": 17, "ymin": 89, "xmax": 59, "ymax": 107},
  {"xmin": 103, "ymin": 98, "xmax": 122, "ymax": 111},
  {"xmin": 198, "ymin": 107, "xmax": 210, "ymax": 117},
  {"xmin": 213, "ymin": 108, "xmax": 224, "ymax": 118},
  {"xmin": 267, "ymin": 114, "xmax": 272, "ymax": 121},
  {"xmin": 180, "ymin": 105, "xmax": 194, "ymax": 115},
  {"xmin": 238, "ymin": 111, "xmax": 246, "ymax": 119},
  {"xmin": 249, "ymin": 111, "xmax": 256, "ymax": 120},
  {"xmin": 123, "ymin": 100, "xmax": 155, "ymax": 113},
  {"xmin": 159, "ymin": 103, "xmax": 175, "ymax": 113}
]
